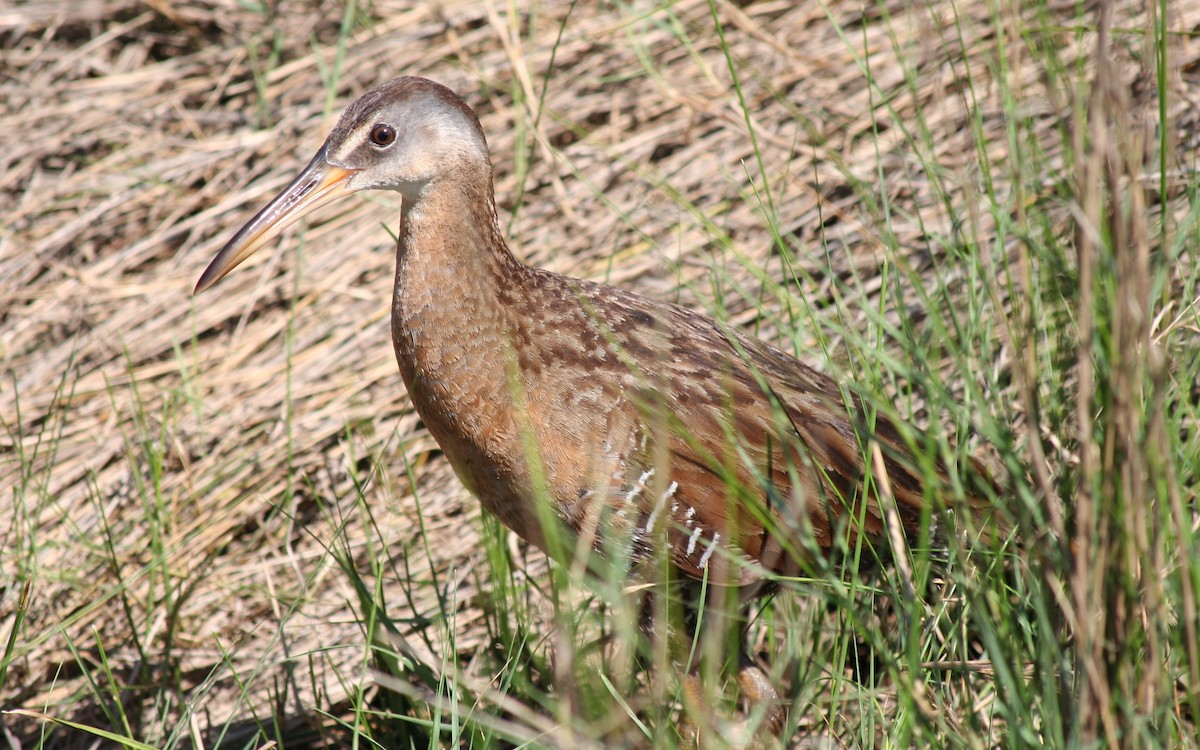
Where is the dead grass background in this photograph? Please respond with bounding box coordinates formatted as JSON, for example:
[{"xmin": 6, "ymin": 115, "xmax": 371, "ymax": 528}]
[{"xmin": 2, "ymin": 0, "xmax": 1198, "ymax": 747}]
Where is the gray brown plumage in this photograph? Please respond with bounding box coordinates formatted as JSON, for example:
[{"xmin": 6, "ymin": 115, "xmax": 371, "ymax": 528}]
[{"xmin": 197, "ymin": 76, "xmax": 993, "ymax": 731}]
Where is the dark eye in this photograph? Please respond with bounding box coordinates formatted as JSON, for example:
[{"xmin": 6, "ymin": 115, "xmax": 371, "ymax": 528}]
[{"xmin": 369, "ymin": 124, "xmax": 396, "ymax": 147}]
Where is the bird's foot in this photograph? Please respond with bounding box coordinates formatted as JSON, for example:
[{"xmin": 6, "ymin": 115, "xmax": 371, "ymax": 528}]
[{"xmin": 679, "ymin": 660, "xmax": 786, "ymax": 748}]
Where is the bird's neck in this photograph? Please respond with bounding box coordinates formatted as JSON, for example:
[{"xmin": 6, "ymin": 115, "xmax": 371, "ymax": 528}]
[{"xmin": 390, "ymin": 171, "xmax": 528, "ymax": 446}]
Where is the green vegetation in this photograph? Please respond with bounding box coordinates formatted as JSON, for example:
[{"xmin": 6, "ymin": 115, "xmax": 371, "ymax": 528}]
[{"xmin": 1, "ymin": 0, "xmax": 1196, "ymax": 748}]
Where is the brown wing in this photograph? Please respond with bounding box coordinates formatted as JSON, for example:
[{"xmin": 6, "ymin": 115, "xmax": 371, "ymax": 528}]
[
  {"xmin": 515, "ymin": 271, "xmax": 979, "ymax": 585},
  {"xmin": 589, "ymin": 285, "xmax": 946, "ymax": 583}
]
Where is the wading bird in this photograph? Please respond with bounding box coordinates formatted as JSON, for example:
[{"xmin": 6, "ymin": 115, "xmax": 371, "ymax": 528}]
[{"xmin": 197, "ymin": 76, "xmax": 995, "ymax": 740}]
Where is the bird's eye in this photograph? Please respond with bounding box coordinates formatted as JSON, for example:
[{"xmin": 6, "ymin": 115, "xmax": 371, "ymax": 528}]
[{"xmin": 369, "ymin": 124, "xmax": 396, "ymax": 147}]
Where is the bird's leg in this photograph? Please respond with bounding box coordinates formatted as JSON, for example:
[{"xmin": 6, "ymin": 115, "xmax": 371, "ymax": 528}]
[
  {"xmin": 636, "ymin": 574, "xmax": 696, "ymax": 707},
  {"xmin": 735, "ymin": 653, "xmax": 786, "ymax": 737},
  {"xmin": 679, "ymin": 669, "xmax": 710, "ymax": 746},
  {"xmin": 679, "ymin": 655, "xmax": 787, "ymax": 748},
  {"xmin": 673, "ymin": 576, "xmax": 715, "ymax": 744},
  {"xmin": 675, "ymin": 581, "xmax": 787, "ymax": 747}
]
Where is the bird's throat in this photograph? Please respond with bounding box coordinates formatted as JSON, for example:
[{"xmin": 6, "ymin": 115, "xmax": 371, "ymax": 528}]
[
  {"xmin": 390, "ymin": 176, "xmax": 527, "ymax": 450},
  {"xmin": 389, "ymin": 176, "xmax": 553, "ymax": 542}
]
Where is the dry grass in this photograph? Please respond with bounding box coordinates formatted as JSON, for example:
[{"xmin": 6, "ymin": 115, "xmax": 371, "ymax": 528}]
[{"xmin": 2, "ymin": 0, "xmax": 1198, "ymax": 747}]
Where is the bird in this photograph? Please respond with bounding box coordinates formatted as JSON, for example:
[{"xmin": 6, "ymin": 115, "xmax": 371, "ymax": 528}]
[{"xmin": 196, "ymin": 76, "xmax": 997, "ymax": 739}]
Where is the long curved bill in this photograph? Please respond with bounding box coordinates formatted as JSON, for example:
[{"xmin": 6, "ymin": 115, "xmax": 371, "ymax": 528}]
[{"xmin": 195, "ymin": 145, "xmax": 358, "ymax": 293}]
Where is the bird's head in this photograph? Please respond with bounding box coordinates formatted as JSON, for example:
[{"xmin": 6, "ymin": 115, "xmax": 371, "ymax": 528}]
[{"xmin": 195, "ymin": 77, "xmax": 488, "ymax": 293}]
